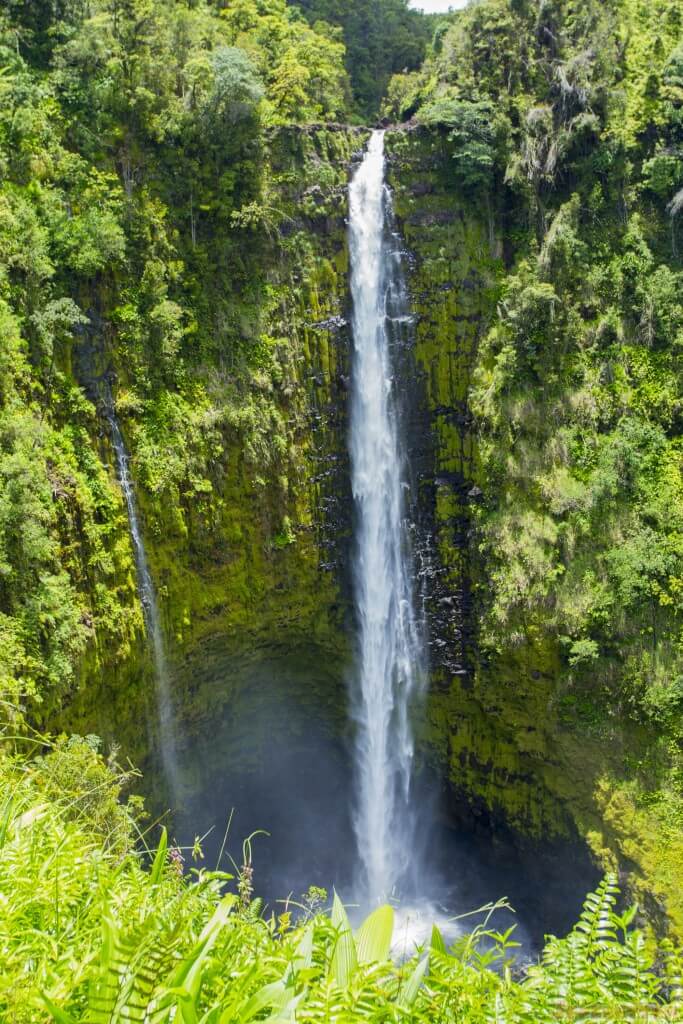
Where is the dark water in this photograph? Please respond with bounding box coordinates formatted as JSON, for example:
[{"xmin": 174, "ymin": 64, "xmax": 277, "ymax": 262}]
[{"xmin": 160, "ymin": 642, "xmax": 598, "ymax": 959}]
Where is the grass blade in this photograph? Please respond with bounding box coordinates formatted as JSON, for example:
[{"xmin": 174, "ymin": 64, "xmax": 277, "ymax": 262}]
[{"xmin": 399, "ymin": 954, "xmax": 429, "ymax": 1008}]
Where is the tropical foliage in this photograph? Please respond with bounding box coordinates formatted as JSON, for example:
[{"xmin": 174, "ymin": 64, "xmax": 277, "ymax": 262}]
[
  {"xmin": 385, "ymin": 0, "xmax": 683, "ymax": 919},
  {"xmin": 0, "ymin": 0, "xmax": 354, "ymax": 723},
  {"xmin": 2, "ymin": 741, "xmax": 682, "ymax": 1023},
  {"xmin": 1, "ymin": 0, "xmax": 683, "ymax": 1013},
  {"xmin": 291, "ymin": 0, "xmax": 437, "ymax": 118}
]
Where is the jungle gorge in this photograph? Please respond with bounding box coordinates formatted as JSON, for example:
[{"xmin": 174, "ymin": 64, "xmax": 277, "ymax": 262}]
[{"xmin": 1, "ymin": 0, "xmax": 683, "ymax": 1019}]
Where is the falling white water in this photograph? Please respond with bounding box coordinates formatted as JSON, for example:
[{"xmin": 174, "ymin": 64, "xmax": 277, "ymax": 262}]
[
  {"xmin": 105, "ymin": 391, "xmax": 180, "ymax": 803},
  {"xmin": 349, "ymin": 130, "xmax": 426, "ymax": 903}
]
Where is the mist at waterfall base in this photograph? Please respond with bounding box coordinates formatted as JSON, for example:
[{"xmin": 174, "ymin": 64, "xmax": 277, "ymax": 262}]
[
  {"xmin": 169, "ymin": 703, "xmax": 596, "ymax": 955},
  {"xmin": 162, "ymin": 132, "xmax": 598, "ymax": 957}
]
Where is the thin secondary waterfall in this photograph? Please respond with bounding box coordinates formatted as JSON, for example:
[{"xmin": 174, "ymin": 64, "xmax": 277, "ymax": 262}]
[
  {"xmin": 105, "ymin": 392, "xmax": 180, "ymax": 802},
  {"xmin": 349, "ymin": 130, "xmax": 426, "ymax": 903}
]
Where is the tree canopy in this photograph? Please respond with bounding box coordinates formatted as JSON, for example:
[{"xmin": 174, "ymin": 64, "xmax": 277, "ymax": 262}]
[{"xmin": 291, "ymin": 0, "xmax": 436, "ymax": 118}]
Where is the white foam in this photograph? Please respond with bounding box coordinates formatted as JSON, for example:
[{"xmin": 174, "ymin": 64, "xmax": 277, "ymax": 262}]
[{"xmin": 391, "ymin": 901, "xmax": 463, "ymax": 958}]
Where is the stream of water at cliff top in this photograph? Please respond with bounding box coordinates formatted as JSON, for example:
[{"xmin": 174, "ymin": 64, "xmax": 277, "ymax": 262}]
[{"xmin": 348, "ymin": 129, "xmax": 428, "ymax": 909}]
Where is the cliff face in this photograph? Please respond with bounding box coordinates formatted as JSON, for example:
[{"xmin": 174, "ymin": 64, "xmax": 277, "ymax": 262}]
[
  {"xmin": 47, "ymin": 124, "xmax": 680, "ymax": 934},
  {"xmin": 386, "ymin": 125, "xmax": 569, "ymax": 836},
  {"xmin": 57, "ymin": 128, "xmax": 365, "ymax": 814},
  {"xmin": 386, "ymin": 126, "xmax": 683, "ymax": 937}
]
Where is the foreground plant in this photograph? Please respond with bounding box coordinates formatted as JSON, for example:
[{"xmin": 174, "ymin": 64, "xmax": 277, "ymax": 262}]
[{"xmin": 0, "ymin": 742, "xmax": 681, "ymax": 1023}]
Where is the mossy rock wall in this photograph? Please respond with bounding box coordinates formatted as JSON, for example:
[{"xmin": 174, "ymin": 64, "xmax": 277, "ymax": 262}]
[
  {"xmin": 58, "ymin": 127, "xmax": 368, "ymax": 813},
  {"xmin": 386, "ymin": 126, "xmax": 682, "ymax": 937},
  {"xmin": 52, "ymin": 122, "xmax": 680, "ymax": 933}
]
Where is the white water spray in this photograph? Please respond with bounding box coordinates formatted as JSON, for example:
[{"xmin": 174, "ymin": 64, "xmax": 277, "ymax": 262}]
[
  {"xmin": 349, "ymin": 130, "xmax": 427, "ymax": 903},
  {"xmin": 106, "ymin": 393, "xmax": 180, "ymax": 803}
]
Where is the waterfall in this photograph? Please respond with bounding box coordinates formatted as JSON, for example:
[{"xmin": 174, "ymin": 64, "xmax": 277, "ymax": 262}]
[
  {"xmin": 348, "ymin": 130, "xmax": 426, "ymax": 903},
  {"xmin": 105, "ymin": 391, "xmax": 180, "ymax": 803}
]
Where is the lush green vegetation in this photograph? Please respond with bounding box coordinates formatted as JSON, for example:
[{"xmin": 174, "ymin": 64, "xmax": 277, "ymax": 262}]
[
  {"xmin": 0, "ymin": 0, "xmax": 358, "ymax": 725},
  {"xmin": 291, "ymin": 0, "xmax": 437, "ymax": 118},
  {"xmin": 412, "ymin": 0, "xmax": 683, "ymax": 727},
  {"xmin": 385, "ymin": 0, "xmax": 683, "ymax": 932},
  {"xmin": 1, "ymin": 740, "xmax": 681, "ymax": 1023},
  {"xmin": 2, "ymin": 0, "xmax": 683, "ymax": 1015}
]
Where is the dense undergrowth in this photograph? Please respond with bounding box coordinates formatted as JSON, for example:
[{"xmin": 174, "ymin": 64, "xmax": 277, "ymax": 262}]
[
  {"xmin": 391, "ymin": 0, "xmax": 683, "ymax": 738},
  {"xmin": 2, "ymin": 740, "xmax": 682, "ymax": 1024}
]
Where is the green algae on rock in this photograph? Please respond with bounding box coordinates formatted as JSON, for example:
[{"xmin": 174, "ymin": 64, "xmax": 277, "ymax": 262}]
[{"xmin": 385, "ymin": 123, "xmax": 683, "ymax": 939}]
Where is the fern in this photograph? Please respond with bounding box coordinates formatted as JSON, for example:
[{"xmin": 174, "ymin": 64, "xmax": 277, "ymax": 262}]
[
  {"xmin": 30, "ymin": 852, "xmax": 683, "ymax": 1024},
  {"xmin": 574, "ymin": 874, "xmax": 620, "ymax": 953},
  {"xmin": 86, "ymin": 908, "xmax": 183, "ymax": 1023}
]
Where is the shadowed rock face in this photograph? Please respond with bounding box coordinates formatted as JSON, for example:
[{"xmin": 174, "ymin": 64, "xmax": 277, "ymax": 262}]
[
  {"xmin": 170, "ymin": 639, "xmax": 355, "ymax": 900},
  {"xmin": 383, "ymin": 126, "xmax": 587, "ymax": 845}
]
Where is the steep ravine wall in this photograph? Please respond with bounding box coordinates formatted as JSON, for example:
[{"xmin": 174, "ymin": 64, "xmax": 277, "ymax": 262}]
[
  {"xmin": 386, "ymin": 126, "xmax": 682, "ymax": 937},
  {"xmin": 57, "ymin": 128, "xmax": 367, "ymax": 818},
  {"xmin": 386, "ymin": 126, "xmax": 570, "ymax": 836},
  {"xmin": 52, "ymin": 124, "xmax": 679, "ymax": 933}
]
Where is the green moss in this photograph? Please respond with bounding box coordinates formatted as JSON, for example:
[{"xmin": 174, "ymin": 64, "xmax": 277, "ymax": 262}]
[
  {"xmin": 387, "ymin": 125, "xmax": 683, "ymax": 939},
  {"xmin": 54, "ymin": 127, "xmax": 359, "ymax": 797}
]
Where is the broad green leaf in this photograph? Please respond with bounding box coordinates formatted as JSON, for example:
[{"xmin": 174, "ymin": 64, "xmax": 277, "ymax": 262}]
[
  {"xmin": 398, "ymin": 954, "xmax": 429, "ymax": 1008},
  {"xmin": 171, "ymin": 894, "xmax": 235, "ymax": 997},
  {"xmin": 175, "ymin": 987, "xmax": 201, "ymax": 1024},
  {"xmin": 0, "ymin": 795, "xmax": 15, "ymax": 847},
  {"xmin": 330, "ymin": 891, "xmax": 357, "ymax": 986},
  {"xmin": 263, "ymin": 991, "xmax": 305, "ymax": 1023},
  {"xmin": 355, "ymin": 904, "xmax": 394, "ymax": 964},
  {"xmin": 239, "ymin": 980, "xmax": 289, "ymax": 1022},
  {"xmin": 14, "ymin": 803, "xmax": 48, "ymax": 832},
  {"xmin": 289, "ymin": 923, "xmax": 314, "ymax": 979},
  {"xmin": 431, "ymin": 924, "xmax": 447, "ymax": 955},
  {"xmin": 150, "ymin": 828, "xmax": 168, "ymax": 886},
  {"xmin": 41, "ymin": 994, "xmax": 77, "ymax": 1024},
  {"xmin": 198, "ymin": 1009, "xmax": 222, "ymax": 1024}
]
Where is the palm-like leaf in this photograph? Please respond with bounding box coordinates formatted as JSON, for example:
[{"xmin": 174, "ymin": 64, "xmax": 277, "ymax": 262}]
[
  {"xmin": 330, "ymin": 892, "xmax": 357, "ymax": 987},
  {"xmin": 355, "ymin": 904, "xmax": 394, "ymax": 965}
]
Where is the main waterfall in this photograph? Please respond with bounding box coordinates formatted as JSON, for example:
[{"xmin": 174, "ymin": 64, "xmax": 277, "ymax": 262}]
[{"xmin": 349, "ymin": 130, "xmax": 426, "ymax": 903}]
